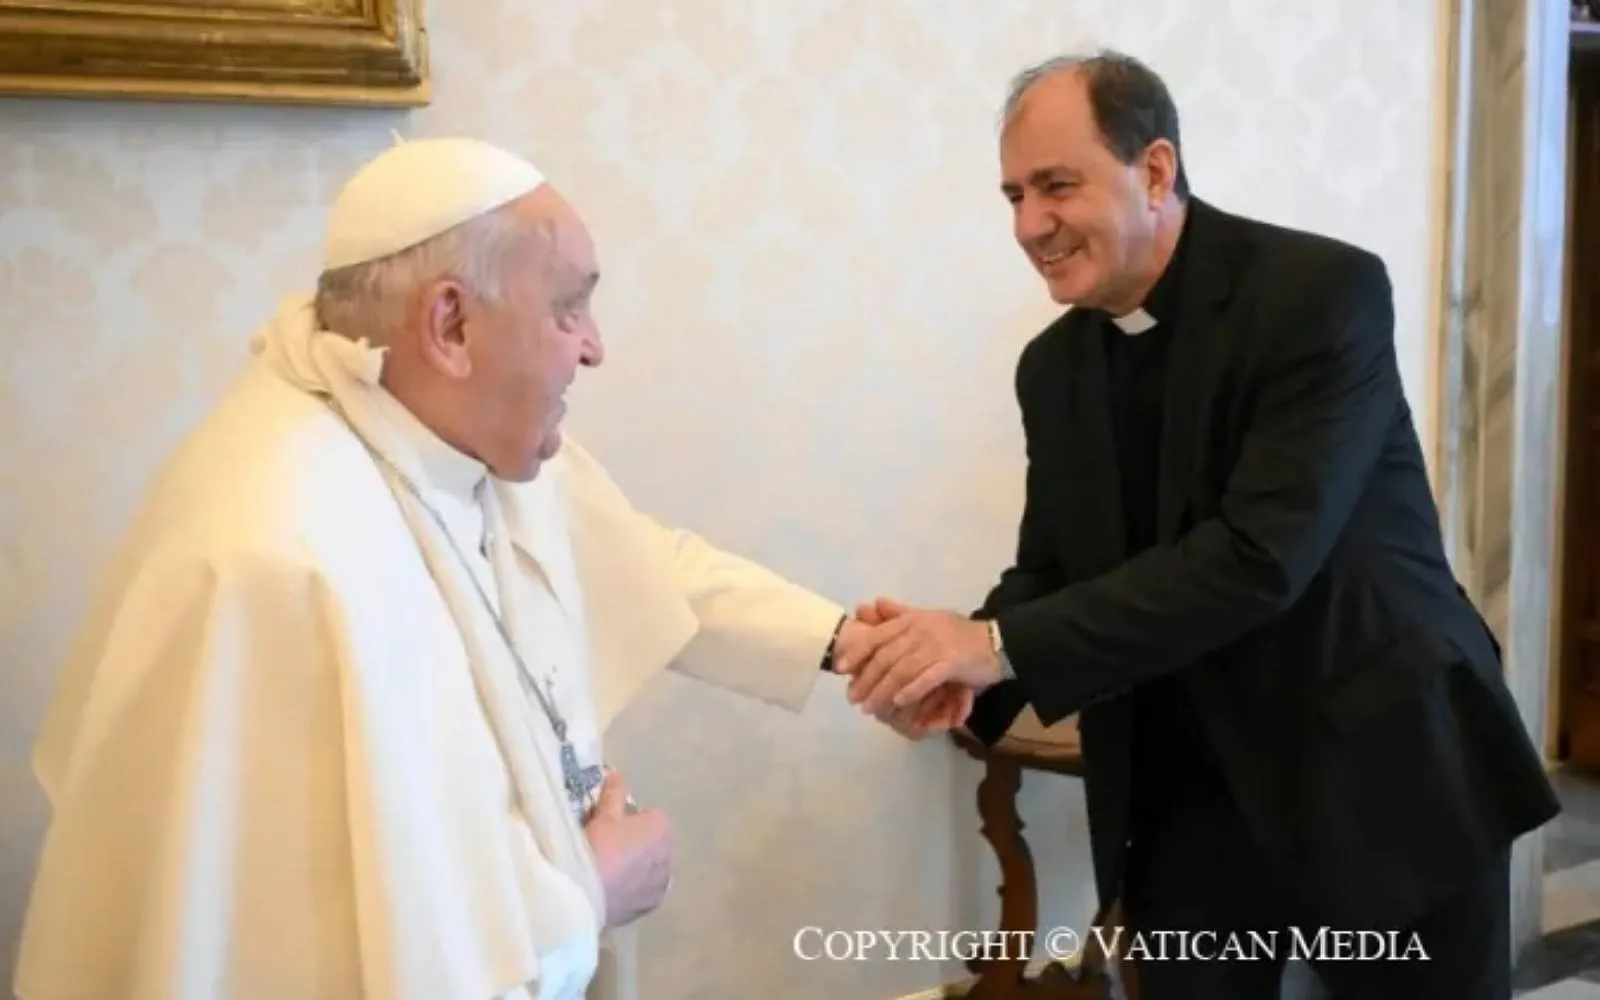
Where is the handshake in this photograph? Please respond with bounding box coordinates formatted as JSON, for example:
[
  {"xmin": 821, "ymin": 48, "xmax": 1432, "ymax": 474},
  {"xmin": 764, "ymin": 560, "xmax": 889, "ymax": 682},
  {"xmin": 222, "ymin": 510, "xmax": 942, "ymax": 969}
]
[
  {"xmin": 830, "ymin": 597, "xmax": 1009, "ymax": 740},
  {"xmin": 587, "ymin": 597, "xmax": 1013, "ymax": 931}
]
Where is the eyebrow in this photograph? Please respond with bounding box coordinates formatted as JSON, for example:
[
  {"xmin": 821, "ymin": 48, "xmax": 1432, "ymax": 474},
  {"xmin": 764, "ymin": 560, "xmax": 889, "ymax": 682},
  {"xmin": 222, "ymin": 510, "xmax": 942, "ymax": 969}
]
[
  {"xmin": 1001, "ymin": 165, "xmax": 1081, "ymax": 194},
  {"xmin": 559, "ymin": 270, "xmax": 599, "ymax": 303}
]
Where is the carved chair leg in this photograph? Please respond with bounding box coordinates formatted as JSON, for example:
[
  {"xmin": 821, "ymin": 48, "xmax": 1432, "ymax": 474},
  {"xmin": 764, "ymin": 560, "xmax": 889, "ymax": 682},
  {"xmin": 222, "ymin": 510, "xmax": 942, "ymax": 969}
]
[{"xmin": 965, "ymin": 756, "xmax": 1032, "ymax": 995}]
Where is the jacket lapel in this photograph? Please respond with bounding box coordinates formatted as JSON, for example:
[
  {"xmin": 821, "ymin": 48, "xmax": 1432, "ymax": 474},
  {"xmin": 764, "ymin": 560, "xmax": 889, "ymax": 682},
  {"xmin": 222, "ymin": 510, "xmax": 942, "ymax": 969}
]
[
  {"xmin": 1064, "ymin": 314, "xmax": 1128, "ymax": 576},
  {"xmin": 1156, "ymin": 198, "xmax": 1236, "ymax": 540}
]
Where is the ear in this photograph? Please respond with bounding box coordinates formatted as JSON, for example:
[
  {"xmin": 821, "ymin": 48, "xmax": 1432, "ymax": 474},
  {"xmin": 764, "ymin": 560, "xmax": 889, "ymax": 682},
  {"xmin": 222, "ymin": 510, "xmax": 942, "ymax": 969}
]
[
  {"xmin": 418, "ymin": 280, "xmax": 473, "ymax": 379},
  {"xmin": 1142, "ymin": 139, "xmax": 1179, "ymax": 204}
]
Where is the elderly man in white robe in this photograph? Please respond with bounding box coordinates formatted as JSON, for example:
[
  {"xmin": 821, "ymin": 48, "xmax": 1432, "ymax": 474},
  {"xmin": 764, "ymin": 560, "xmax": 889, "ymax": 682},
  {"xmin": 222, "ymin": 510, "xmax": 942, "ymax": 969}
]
[{"xmin": 13, "ymin": 138, "xmax": 971, "ymax": 1000}]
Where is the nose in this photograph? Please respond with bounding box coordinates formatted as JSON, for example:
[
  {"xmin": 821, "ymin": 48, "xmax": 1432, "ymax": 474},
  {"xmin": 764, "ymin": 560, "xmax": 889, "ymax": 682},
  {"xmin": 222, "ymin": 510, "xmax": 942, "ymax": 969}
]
[
  {"xmin": 580, "ymin": 323, "xmax": 604, "ymax": 367},
  {"xmin": 1013, "ymin": 195, "xmax": 1057, "ymax": 248}
]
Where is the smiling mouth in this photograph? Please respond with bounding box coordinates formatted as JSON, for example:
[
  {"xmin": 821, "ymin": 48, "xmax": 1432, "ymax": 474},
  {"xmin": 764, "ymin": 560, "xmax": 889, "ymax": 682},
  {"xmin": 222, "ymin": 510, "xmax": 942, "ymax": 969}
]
[{"xmin": 1037, "ymin": 245, "xmax": 1081, "ymax": 269}]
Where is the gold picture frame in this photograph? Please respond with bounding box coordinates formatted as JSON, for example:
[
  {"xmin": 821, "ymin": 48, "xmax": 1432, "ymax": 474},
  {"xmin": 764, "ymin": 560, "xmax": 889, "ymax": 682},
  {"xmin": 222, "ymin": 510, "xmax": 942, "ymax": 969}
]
[{"xmin": 0, "ymin": 0, "xmax": 430, "ymax": 107}]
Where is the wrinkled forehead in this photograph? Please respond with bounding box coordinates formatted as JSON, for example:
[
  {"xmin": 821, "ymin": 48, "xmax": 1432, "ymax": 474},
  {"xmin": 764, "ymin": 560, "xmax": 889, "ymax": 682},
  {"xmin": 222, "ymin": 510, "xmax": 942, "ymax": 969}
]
[
  {"xmin": 999, "ymin": 73, "xmax": 1107, "ymax": 182},
  {"xmin": 547, "ymin": 210, "xmax": 598, "ymax": 289},
  {"xmin": 517, "ymin": 191, "xmax": 597, "ymax": 295}
]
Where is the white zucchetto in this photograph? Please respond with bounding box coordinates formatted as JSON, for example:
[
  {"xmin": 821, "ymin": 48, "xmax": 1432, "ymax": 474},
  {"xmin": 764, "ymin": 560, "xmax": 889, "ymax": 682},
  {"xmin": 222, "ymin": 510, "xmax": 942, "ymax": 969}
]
[{"xmin": 322, "ymin": 136, "xmax": 547, "ymax": 270}]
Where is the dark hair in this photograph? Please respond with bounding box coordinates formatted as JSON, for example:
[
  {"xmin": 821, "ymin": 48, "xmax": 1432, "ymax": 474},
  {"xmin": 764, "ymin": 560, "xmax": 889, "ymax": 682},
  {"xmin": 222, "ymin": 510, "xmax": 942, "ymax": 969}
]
[{"xmin": 1002, "ymin": 50, "xmax": 1189, "ymax": 199}]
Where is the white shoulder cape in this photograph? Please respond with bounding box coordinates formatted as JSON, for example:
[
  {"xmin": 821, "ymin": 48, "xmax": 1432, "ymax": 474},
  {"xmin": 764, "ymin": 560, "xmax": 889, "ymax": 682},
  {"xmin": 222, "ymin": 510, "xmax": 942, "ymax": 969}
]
[{"xmin": 16, "ymin": 356, "xmax": 845, "ymax": 1000}]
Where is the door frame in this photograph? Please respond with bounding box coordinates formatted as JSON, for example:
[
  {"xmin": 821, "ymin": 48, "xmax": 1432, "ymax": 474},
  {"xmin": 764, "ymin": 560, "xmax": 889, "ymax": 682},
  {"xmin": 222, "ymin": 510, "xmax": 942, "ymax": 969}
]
[
  {"xmin": 1430, "ymin": 0, "xmax": 1572, "ymax": 958},
  {"xmin": 1558, "ymin": 55, "xmax": 1600, "ymax": 766}
]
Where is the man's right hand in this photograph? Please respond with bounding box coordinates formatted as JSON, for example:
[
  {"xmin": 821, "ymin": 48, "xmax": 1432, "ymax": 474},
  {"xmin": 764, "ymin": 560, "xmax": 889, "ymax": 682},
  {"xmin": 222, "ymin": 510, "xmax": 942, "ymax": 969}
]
[
  {"xmin": 583, "ymin": 771, "xmax": 673, "ymax": 929},
  {"xmin": 851, "ymin": 599, "xmax": 974, "ymax": 739}
]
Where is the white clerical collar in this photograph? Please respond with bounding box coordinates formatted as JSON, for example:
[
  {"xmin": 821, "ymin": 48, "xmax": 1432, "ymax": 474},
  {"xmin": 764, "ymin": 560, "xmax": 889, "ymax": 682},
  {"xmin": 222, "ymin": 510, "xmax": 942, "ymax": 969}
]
[
  {"xmin": 1111, "ymin": 308, "xmax": 1157, "ymax": 335},
  {"xmin": 371, "ymin": 390, "xmax": 487, "ymax": 501}
]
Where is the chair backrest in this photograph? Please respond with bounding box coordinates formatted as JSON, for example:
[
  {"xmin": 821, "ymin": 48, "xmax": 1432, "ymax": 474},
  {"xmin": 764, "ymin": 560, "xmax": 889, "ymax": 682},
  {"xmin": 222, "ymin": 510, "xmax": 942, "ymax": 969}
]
[{"xmin": 1005, "ymin": 706, "xmax": 1079, "ymax": 748}]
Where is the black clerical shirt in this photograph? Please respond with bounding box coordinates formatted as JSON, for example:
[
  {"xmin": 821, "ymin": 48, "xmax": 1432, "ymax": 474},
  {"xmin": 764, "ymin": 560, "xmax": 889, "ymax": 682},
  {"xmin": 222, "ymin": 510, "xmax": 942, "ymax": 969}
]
[
  {"xmin": 1098, "ymin": 217, "xmax": 1231, "ymax": 828},
  {"xmin": 821, "ymin": 216, "xmax": 1230, "ymax": 825}
]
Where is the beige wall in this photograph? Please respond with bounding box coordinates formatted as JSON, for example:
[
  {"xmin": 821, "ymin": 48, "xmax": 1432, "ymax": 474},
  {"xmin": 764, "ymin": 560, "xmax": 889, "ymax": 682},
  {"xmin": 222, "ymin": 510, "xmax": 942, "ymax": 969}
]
[{"xmin": 0, "ymin": 1, "xmax": 1443, "ymax": 996}]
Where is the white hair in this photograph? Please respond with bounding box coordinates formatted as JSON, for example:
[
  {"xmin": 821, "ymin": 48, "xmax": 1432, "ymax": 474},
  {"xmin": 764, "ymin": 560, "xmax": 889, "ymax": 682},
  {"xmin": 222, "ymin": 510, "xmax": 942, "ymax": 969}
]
[{"xmin": 312, "ymin": 202, "xmax": 540, "ymax": 343}]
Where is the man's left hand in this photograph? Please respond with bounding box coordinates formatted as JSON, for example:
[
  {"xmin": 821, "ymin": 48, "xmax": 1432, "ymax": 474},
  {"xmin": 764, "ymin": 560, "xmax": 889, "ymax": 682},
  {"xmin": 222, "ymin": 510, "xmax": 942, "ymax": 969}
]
[
  {"xmin": 878, "ymin": 683, "xmax": 975, "ymax": 739},
  {"xmin": 840, "ymin": 600, "xmax": 975, "ymax": 739},
  {"xmin": 835, "ymin": 605, "xmax": 1003, "ymax": 715}
]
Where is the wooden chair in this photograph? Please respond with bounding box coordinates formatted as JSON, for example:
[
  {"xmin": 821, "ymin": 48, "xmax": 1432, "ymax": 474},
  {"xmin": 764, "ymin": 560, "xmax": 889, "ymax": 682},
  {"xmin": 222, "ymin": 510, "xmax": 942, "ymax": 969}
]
[{"xmin": 948, "ymin": 712, "xmax": 1136, "ymax": 1000}]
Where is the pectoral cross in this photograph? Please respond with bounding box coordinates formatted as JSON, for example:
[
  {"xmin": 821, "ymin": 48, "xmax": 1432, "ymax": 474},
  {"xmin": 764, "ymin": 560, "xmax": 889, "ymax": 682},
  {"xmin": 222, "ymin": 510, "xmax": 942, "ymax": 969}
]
[
  {"xmin": 560, "ymin": 740, "xmax": 586, "ymax": 806},
  {"xmin": 547, "ymin": 677, "xmax": 604, "ymax": 815}
]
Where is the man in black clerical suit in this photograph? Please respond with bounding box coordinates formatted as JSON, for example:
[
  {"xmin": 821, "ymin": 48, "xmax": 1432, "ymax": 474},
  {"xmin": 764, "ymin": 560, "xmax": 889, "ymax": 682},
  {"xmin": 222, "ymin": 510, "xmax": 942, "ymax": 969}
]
[{"xmin": 835, "ymin": 50, "xmax": 1560, "ymax": 999}]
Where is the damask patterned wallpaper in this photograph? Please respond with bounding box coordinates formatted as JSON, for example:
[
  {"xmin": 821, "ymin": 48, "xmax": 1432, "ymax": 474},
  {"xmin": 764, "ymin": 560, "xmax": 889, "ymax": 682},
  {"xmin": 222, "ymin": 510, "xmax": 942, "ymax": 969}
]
[{"xmin": 0, "ymin": 1, "xmax": 1443, "ymax": 996}]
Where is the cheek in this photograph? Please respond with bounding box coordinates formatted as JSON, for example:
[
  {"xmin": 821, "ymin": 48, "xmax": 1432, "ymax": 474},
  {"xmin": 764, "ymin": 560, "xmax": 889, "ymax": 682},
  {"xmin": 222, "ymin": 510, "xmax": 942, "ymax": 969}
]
[
  {"xmin": 525, "ymin": 337, "xmax": 575, "ymax": 413},
  {"xmin": 1060, "ymin": 201, "xmax": 1107, "ymax": 241},
  {"xmin": 1076, "ymin": 219, "xmax": 1128, "ymax": 273},
  {"xmin": 499, "ymin": 335, "xmax": 552, "ymax": 418}
]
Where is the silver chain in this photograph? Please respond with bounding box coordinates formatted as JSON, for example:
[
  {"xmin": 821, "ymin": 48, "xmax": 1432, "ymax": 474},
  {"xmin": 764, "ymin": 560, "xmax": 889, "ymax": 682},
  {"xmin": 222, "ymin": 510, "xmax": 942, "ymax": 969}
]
[{"xmin": 321, "ymin": 399, "xmax": 593, "ymax": 816}]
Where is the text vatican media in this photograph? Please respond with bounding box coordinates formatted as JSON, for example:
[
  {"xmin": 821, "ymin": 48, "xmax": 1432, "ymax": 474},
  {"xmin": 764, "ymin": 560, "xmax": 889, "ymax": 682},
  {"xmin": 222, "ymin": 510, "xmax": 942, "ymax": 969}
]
[{"xmin": 791, "ymin": 926, "xmax": 1429, "ymax": 963}]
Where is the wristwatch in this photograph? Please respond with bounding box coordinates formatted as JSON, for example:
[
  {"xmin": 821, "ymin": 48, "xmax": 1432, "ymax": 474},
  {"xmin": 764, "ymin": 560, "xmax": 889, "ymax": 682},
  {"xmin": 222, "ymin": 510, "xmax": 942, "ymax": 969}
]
[{"xmin": 987, "ymin": 619, "xmax": 1015, "ymax": 680}]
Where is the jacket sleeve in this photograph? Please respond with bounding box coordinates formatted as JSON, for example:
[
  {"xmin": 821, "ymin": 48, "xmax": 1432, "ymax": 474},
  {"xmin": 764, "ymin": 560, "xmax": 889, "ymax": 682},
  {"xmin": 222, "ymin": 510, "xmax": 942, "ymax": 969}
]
[
  {"xmin": 553, "ymin": 439, "xmax": 847, "ymax": 723},
  {"xmin": 652, "ymin": 516, "xmax": 848, "ymax": 711},
  {"xmin": 966, "ymin": 339, "xmax": 1066, "ymax": 744},
  {"xmin": 995, "ymin": 251, "xmax": 1400, "ymax": 726}
]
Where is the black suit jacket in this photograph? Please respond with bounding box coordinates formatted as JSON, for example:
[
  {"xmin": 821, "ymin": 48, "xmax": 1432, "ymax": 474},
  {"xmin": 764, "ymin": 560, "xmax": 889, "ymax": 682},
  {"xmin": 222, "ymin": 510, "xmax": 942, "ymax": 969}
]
[{"xmin": 965, "ymin": 197, "xmax": 1560, "ymax": 928}]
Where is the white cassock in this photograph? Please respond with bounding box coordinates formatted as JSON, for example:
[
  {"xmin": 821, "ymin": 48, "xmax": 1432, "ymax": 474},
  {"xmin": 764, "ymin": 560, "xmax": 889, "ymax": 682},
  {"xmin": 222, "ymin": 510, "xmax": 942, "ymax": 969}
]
[{"xmin": 13, "ymin": 296, "xmax": 844, "ymax": 1000}]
